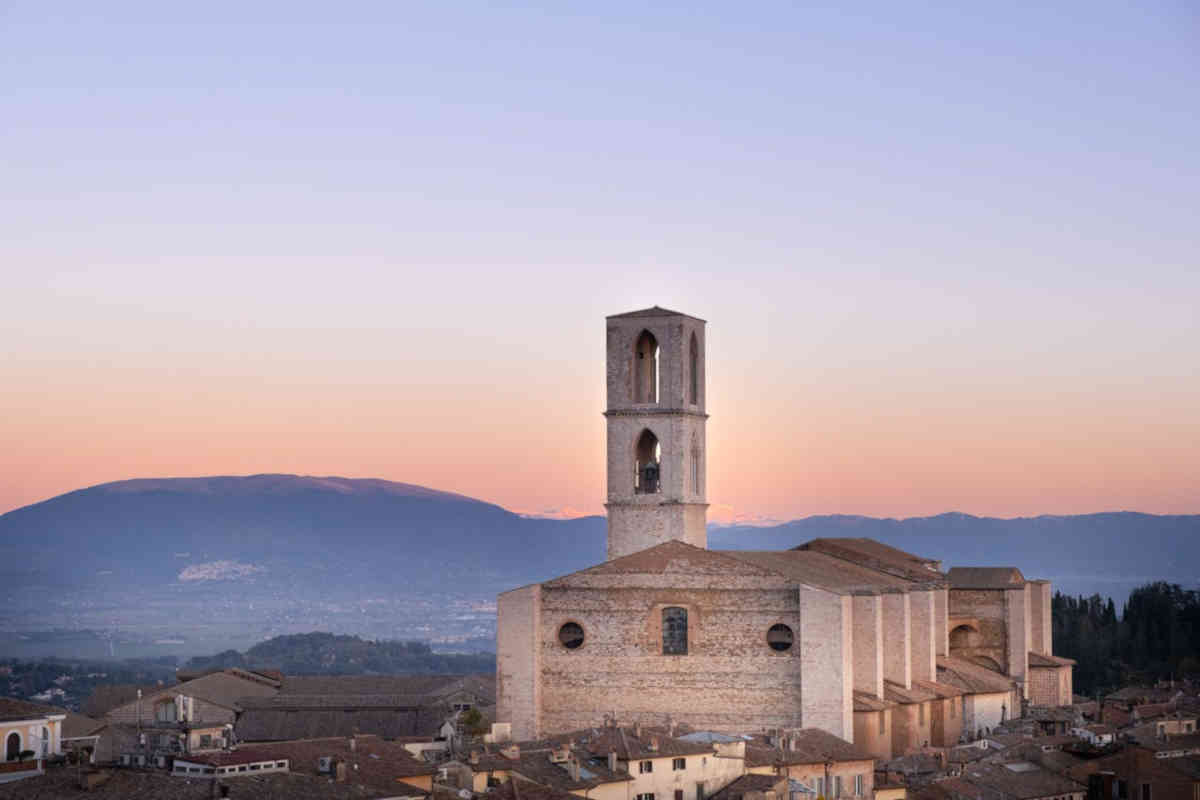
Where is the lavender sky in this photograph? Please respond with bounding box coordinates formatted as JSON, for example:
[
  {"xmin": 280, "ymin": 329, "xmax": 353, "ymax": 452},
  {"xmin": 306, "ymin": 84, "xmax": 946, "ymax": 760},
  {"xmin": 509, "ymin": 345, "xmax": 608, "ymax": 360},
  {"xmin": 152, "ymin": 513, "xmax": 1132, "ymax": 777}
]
[{"xmin": 2, "ymin": 2, "xmax": 1197, "ymax": 522}]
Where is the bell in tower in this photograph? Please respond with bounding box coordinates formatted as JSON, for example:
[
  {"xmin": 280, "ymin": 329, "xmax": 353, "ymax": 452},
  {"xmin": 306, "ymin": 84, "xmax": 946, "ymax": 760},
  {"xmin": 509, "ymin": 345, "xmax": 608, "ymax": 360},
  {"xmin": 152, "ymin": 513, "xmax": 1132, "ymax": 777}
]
[{"xmin": 603, "ymin": 306, "xmax": 708, "ymax": 560}]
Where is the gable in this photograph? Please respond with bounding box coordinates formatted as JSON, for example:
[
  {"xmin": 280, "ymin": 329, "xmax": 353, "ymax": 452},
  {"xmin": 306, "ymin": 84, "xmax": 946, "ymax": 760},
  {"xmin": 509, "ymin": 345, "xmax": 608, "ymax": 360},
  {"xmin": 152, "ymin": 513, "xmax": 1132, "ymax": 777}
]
[{"xmin": 543, "ymin": 540, "xmax": 790, "ymax": 590}]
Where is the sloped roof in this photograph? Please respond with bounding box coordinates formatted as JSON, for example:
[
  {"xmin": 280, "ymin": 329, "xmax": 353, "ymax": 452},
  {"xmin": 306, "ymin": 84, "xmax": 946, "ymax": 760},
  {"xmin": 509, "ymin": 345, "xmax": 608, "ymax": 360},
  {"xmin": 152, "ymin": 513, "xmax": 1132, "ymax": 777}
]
[
  {"xmin": 937, "ymin": 656, "xmax": 1019, "ymax": 695},
  {"xmin": 724, "ymin": 549, "xmax": 912, "ymax": 595},
  {"xmin": 543, "ymin": 540, "xmax": 784, "ymax": 587},
  {"xmin": 0, "ymin": 696, "xmax": 66, "ymax": 723},
  {"xmin": 708, "ymin": 774, "xmax": 788, "ymax": 800},
  {"xmin": 743, "ymin": 729, "xmax": 872, "ymax": 766},
  {"xmin": 83, "ymin": 684, "xmax": 160, "ymax": 717},
  {"xmin": 947, "ymin": 567, "xmax": 1026, "ymax": 589},
  {"xmin": 564, "ymin": 724, "xmax": 717, "ymax": 760},
  {"xmin": 958, "ymin": 762, "xmax": 1085, "ymax": 799},
  {"xmin": 913, "ymin": 679, "xmax": 967, "ymax": 699},
  {"xmin": 853, "ymin": 691, "xmax": 894, "ymax": 712},
  {"xmin": 607, "ymin": 306, "xmax": 704, "ymax": 322},
  {"xmin": 1028, "ymin": 652, "xmax": 1076, "ymax": 668},
  {"xmin": 115, "ymin": 670, "xmax": 279, "ymax": 715},
  {"xmin": 489, "ymin": 777, "xmax": 581, "ymax": 800},
  {"xmin": 884, "ymin": 680, "xmax": 939, "ymax": 705},
  {"xmin": 61, "ymin": 710, "xmax": 105, "ymax": 739},
  {"xmin": 795, "ymin": 538, "xmax": 946, "ymax": 586},
  {"xmin": 235, "ymin": 703, "xmax": 441, "ymax": 742}
]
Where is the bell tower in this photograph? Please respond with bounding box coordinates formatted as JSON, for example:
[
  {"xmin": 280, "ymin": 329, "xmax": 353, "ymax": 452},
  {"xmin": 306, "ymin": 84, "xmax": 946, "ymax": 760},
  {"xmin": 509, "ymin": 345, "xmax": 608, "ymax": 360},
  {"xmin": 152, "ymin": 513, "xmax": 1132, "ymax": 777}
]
[{"xmin": 605, "ymin": 306, "xmax": 708, "ymax": 560}]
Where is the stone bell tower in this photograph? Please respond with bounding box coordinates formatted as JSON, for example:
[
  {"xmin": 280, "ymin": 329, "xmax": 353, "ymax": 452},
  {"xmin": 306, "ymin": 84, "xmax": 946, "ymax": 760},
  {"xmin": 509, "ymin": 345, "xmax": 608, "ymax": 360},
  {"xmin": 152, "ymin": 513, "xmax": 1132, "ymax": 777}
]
[{"xmin": 605, "ymin": 306, "xmax": 708, "ymax": 560}]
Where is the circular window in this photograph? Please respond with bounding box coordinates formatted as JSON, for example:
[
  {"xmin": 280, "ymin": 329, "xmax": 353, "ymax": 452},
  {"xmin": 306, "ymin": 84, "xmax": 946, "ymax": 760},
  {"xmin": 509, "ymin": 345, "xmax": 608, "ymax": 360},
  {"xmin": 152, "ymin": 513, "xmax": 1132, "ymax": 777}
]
[
  {"xmin": 767, "ymin": 623, "xmax": 794, "ymax": 652},
  {"xmin": 558, "ymin": 622, "xmax": 585, "ymax": 650}
]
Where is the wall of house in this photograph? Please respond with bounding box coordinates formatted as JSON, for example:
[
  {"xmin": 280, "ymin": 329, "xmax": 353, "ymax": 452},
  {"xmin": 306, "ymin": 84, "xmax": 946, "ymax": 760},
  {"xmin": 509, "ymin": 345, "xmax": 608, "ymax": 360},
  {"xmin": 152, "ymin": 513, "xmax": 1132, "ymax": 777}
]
[
  {"xmin": 497, "ymin": 584, "xmax": 542, "ymax": 742},
  {"xmin": 890, "ymin": 702, "xmax": 932, "ymax": 756},
  {"xmin": 852, "ymin": 710, "xmax": 892, "ymax": 761},
  {"xmin": 623, "ymin": 752, "xmax": 744, "ymax": 800},
  {"xmin": 534, "ymin": 574, "xmax": 824, "ymax": 737},
  {"xmin": 962, "ymin": 692, "xmax": 1010, "ymax": 739},
  {"xmin": 780, "ymin": 761, "xmax": 875, "ymax": 799},
  {"xmin": 569, "ymin": 780, "xmax": 631, "ymax": 800},
  {"xmin": 0, "ymin": 717, "xmax": 60, "ymax": 761},
  {"xmin": 105, "ymin": 694, "xmax": 234, "ymax": 726},
  {"xmin": 929, "ymin": 697, "xmax": 963, "ymax": 748}
]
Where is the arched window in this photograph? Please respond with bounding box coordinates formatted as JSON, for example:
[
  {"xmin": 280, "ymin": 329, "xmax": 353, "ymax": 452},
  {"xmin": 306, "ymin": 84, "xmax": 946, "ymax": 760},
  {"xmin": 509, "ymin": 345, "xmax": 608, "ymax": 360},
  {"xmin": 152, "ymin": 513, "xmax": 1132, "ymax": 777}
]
[
  {"xmin": 40, "ymin": 727, "xmax": 48, "ymax": 757},
  {"xmin": 635, "ymin": 429, "xmax": 661, "ymax": 494},
  {"xmin": 689, "ymin": 332, "xmax": 698, "ymax": 404},
  {"xmin": 662, "ymin": 607, "xmax": 688, "ymax": 655},
  {"xmin": 634, "ymin": 330, "xmax": 659, "ymax": 404},
  {"xmin": 5, "ymin": 732, "xmax": 19, "ymax": 762},
  {"xmin": 690, "ymin": 434, "xmax": 700, "ymax": 495}
]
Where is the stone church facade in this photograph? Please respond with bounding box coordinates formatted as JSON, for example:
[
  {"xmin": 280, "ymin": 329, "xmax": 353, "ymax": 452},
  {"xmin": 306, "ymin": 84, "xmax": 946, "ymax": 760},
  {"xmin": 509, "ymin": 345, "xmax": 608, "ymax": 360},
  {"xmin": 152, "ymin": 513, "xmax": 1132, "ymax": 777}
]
[{"xmin": 497, "ymin": 306, "xmax": 1073, "ymax": 755}]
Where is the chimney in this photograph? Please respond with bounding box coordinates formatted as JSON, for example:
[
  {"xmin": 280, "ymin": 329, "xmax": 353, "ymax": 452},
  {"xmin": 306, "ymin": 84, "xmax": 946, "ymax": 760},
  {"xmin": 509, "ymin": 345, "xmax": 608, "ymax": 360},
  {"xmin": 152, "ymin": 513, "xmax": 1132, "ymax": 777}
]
[
  {"xmin": 634, "ymin": 722, "xmax": 642, "ymax": 739},
  {"xmin": 669, "ymin": 721, "xmax": 677, "ymax": 737},
  {"xmin": 649, "ymin": 737, "xmax": 659, "ymax": 752},
  {"xmin": 335, "ymin": 762, "xmax": 347, "ymax": 782},
  {"xmin": 608, "ymin": 751, "xmax": 618, "ymax": 773}
]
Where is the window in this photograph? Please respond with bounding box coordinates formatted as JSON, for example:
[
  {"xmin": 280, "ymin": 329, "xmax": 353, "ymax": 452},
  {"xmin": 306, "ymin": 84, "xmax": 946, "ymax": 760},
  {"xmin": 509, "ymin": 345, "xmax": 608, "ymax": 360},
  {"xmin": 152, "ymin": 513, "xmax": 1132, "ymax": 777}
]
[
  {"xmin": 558, "ymin": 622, "xmax": 585, "ymax": 650},
  {"xmin": 488, "ymin": 777, "xmax": 501, "ymax": 788},
  {"xmin": 834, "ymin": 776, "xmax": 842, "ymax": 797},
  {"xmin": 950, "ymin": 698, "xmax": 957, "ymax": 719},
  {"xmin": 41, "ymin": 727, "xmax": 48, "ymax": 757},
  {"xmin": 636, "ymin": 793, "xmax": 656, "ymax": 800},
  {"xmin": 673, "ymin": 758, "xmax": 686, "ymax": 770},
  {"xmin": 276, "ymin": 761, "xmax": 287, "ymax": 768},
  {"xmin": 766, "ymin": 623, "xmax": 794, "ymax": 652},
  {"xmin": 854, "ymin": 774, "xmax": 863, "ymax": 796},
  {"xmin": 639, "ymin": 761, "xmax": 654, "ymax": 774},
  {"xmin": 814, "ymin": 778, "xmax": 824, "ymax": 796},
  {"xmin": 250, "ymin": 763, "xmax": 260, "ymax": 770},
  {"xmin": 199, "ymin": 734, "xmax": 212, "ymax": 748},
  {"xmin": 878, "ymin": 712, "xmax": 885, "ymax": 735},
  {"xmin": 155, "ymin": 700, "xmax": 177, "ymax": 723},
  {"xmin": 689, "ymin": 333, "xmax": 698, "ymax": 404},
  {"xmin": 662, "ymin": 607, "xmax": 688, "ymax": 655},
  {"xmin": 1141, "ymin": 784, "xmax": 1151, "ymax": 800},
  {"xmin": 918, "ymin": 703, "xmax": 925, "ymax": 725},
  {"xmin": 675, "ymin": 791, "xmax": 684, "ymax": 800}
]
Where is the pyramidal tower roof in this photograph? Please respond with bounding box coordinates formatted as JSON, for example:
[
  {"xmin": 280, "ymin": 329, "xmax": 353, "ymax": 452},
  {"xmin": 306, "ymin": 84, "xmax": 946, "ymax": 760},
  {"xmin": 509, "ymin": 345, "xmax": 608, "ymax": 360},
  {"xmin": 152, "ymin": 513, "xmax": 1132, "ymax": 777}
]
[{"xmin": 606, "ymin": 305, "xmax": 706, "ymax": 322}]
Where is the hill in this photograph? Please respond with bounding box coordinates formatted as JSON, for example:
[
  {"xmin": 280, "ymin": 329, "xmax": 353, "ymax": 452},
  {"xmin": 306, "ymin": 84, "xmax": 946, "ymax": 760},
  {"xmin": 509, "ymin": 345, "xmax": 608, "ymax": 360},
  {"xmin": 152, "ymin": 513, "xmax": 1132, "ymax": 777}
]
[{"xmin": 1, "ymin": 474, "xmax": 1195, "ymax": 657}]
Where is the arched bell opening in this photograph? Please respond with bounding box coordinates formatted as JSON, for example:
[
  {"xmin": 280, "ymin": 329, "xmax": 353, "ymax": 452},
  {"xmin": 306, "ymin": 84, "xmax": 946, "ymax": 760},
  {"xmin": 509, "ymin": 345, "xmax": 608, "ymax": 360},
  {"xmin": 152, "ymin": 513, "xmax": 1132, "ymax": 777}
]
[
  {"xmin": 635, "ymin": 429, "xmax": 661, "ymax": 494},
  {"xmin": 634, "ymin": 330, "xmax": 659, "ymax": 404}
]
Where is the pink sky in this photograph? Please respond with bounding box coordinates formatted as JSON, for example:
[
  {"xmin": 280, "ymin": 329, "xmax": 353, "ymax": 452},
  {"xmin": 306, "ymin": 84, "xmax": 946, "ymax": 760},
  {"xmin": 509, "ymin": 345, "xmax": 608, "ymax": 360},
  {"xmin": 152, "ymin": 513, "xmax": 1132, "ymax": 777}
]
[{"xmin": 2, "ymin": 273, "xmax": 1196, "ymax": 520}]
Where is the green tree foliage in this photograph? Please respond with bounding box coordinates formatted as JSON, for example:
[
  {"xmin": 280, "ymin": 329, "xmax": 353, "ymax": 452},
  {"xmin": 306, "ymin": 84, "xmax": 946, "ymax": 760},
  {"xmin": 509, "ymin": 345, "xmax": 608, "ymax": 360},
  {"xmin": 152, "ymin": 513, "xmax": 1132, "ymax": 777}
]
[{"xmin": 1053, "ymin": 582, "xmax": 1200, "ymax": 696}]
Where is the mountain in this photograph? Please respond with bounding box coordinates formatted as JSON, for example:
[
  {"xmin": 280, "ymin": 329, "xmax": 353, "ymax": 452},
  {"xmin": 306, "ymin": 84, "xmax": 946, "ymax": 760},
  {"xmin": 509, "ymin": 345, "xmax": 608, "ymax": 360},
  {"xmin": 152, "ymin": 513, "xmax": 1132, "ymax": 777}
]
[
  {"xmin": 709, "ymin": 511, "xmax": 1200, "ymax": 605},
  {"xmin": 1, "ymin": 475, "xmax": 1195, "ymax": 658}
]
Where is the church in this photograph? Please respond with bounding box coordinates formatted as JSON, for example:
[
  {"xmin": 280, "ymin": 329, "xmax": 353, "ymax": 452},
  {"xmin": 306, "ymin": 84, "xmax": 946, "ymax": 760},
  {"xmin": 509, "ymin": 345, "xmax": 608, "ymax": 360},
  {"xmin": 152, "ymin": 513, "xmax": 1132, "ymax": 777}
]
[{"xmin": 496, "ymin": 307, "xmax": 1074, "ymax": 759}]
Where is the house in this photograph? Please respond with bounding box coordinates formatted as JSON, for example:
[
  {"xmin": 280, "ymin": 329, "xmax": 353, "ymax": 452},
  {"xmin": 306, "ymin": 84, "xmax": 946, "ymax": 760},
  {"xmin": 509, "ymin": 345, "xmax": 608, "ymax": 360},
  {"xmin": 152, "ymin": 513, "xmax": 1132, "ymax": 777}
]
[
  {"xmin": 744, "ymin": 728, "xmax": 875, "ymax": 798},
  {"xmin": 707, "ymin": 773, "xmax": 795, "ymax": 800},
  {"xmin": 935, "ymin": 657, "xmax": 1020, "ymax": 741},
  {"xmin": 1070, "ymin": 724, "xmax": 1115, "ymax": 747},
  {"xmin": 446, "ymin": 740, "xmax": 634, "ymax": 799},
  {"xmin": 0, "ymin": 697, "xmax": 65, "ymax": 781},
  {"xmin": 251, "ymin": 734, "xmax": 438, "ymax": 793},
  {"xmin": 102, "ymin": 668, "xmax": 279, "ymax": 729},
  {"xmin": 171, "ymin": 746, "xmax": 289, "ymax": 778}
]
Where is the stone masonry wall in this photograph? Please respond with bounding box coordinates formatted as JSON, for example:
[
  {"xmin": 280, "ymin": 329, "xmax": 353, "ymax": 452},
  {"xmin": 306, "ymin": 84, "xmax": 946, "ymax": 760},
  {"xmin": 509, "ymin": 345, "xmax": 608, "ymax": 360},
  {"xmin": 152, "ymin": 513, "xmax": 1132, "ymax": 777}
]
[
  {"xmin": 881, "ymin": 592, "xmax": 911, "ymax": 688},
  {"xmin": 497, "ymin": 584, "xmax": 542, "ymax": 741},
  {"xmin": 537, "ymin": 582, "xmax": 811, "ymax": 735},
  {"xmin": 852, "ymin": 595, "xmax": 883, "ymax": 698}
]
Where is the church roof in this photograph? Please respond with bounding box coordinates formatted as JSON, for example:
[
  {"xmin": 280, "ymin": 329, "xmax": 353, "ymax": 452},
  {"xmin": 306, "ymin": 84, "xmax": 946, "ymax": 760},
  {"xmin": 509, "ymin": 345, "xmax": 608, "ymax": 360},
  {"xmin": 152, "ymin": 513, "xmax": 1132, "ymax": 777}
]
[
  {"xmin": 947, "ymin": 567, "xmax": 1026, "ymax": 589},
  {"xmin": 542, "ymin": 540, "xmax": 786, "ymax": 589},
  {"xmin": 937, "ymin": 656, "xmax": 1019, "ymax": 695},
  {"xmin": 794, "ymin": 538, "xmax": 947, "ymax": 587},
  {"xmin": 723, "ymin": 549, "xmax": 913, "ymax": 595},
  {"xmin": 606, "ymin": 306, "xmax": 706, "ymax": 322},
  {"xmin": 1027, "ymin": 651, "xmax": 1076, "ymax": 668}
]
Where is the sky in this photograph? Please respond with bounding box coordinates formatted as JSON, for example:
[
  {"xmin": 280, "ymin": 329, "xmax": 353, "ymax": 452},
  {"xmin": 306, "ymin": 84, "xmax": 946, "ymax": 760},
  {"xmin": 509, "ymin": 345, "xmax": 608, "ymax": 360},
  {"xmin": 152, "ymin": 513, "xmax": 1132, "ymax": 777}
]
[{"xmin": 1, "ymin": 1, "xmax": 1197, "ymax": 522}]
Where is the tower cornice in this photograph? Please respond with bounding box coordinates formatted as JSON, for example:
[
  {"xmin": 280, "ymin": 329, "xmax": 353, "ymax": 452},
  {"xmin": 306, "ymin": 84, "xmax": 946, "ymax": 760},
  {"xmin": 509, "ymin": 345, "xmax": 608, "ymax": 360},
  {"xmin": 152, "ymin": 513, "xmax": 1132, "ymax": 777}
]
[{"xmin": 603, "ymin": 409, "xmax": 710, "ymax": 419}]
